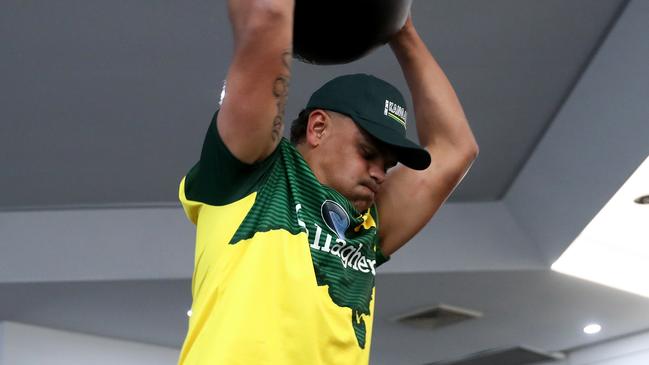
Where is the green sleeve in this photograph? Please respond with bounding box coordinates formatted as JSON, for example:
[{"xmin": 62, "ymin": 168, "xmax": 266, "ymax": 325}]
[
  {"xmin": 375, "ymin": 249, "xmax": 391, "ymax": 267},
  {"xmin": 184, "ymin": 110, "xmax": 280, "ymax": 206}
]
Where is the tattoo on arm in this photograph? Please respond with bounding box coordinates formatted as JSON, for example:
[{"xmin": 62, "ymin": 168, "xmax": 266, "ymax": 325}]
[{"xmin": 272, "ymin": 51, "xmax": 292, "ymax": 142}]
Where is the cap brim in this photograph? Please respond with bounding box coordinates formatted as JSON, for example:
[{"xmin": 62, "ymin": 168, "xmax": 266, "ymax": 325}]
[{"xmin": 354, "ymin": 117, "xmax": 431, "ymax": 170}]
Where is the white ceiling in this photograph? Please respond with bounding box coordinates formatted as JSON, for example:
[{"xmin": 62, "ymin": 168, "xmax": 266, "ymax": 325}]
[{"xmin": 2, "ymin": 0, "xmax": 649, "ymax": 364}]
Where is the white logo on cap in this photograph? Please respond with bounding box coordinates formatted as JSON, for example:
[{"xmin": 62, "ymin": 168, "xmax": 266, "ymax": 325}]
[{"xmin": 384, "ymin": 100, "xmax": 407, "ymax": 128}]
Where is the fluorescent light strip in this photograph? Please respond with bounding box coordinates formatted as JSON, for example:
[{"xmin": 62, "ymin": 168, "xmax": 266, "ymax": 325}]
[{"xmin": 552, "ymin": 155, "xmax": 649, "ymax": 298}]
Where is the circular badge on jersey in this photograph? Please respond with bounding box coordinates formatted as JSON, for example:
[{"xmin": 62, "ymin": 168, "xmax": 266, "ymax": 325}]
[{"xmin": 321, "ymin": 200, "xmax": 350, "ymax": 239}]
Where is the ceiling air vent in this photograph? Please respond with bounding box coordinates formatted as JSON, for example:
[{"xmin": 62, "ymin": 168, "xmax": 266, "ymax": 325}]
[
  {"xmin": 393, "ymin": 303, "xmax": 482, "ymax": 330},
  {"xmin": 424, "ymin": 346, "xmax": 565, "ymax": 365}
]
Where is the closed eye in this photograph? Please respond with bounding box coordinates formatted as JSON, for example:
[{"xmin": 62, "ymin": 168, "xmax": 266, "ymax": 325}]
[
  {"xmin": 362, "ymin": 149, "xmax": 377, "ymax": 161},
  {"xmin": 359, "ymin": 144, "xmax": 378, "ymax": 161},
  {"xmin": 359, "ymin": 143, "xmax": 396, "ymax": 173}
]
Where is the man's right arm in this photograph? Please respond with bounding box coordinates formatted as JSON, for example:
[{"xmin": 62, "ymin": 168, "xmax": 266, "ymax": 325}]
[{"xmin": 219, "ymin": 0, "xmax": 295, "ymax": 164}]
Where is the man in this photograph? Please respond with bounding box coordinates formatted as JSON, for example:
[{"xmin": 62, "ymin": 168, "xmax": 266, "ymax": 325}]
[{"xmin": 177, "ymin": 1, "xmax": 478, "ymax": 364}]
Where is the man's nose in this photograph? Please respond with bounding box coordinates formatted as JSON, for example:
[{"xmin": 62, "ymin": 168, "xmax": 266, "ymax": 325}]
[{"xmin": 369, "ymin": 163, "xmax": 386, "ymax": 185}]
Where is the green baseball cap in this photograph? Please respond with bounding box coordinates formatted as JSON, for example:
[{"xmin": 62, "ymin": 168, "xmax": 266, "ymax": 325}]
[{"xmin": 306, "ymin": 73, "xmax": 431, "ymax": 170}]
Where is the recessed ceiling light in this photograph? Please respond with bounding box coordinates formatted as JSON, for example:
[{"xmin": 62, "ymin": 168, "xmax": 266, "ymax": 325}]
[
  {"xmin": 583, "ymin": 323, "xmax": 602, "ymax": 335},
  {"xmin": 552, "ymin": 155, "xmax": 649, "ymax": 298},
  {"xmin": 187, "ymin": 309, "xmax": 192, "ymax": 317}
]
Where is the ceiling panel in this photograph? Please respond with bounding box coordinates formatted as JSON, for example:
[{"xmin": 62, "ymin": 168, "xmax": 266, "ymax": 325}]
[{"xmin": 0, "ymin": 0, "xmax": 627, "ymax": 209}]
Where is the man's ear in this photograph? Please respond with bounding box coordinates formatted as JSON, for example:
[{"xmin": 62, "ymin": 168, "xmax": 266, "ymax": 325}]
[{"xmin": 305, "ymin": 109, "xmax": 330, "ymax": 147}]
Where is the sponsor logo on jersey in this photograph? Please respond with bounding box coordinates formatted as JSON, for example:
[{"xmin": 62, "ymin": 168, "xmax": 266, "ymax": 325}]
[
  {"xmin": 295, "ymin": 203, "xmax": 377, "ymax": 275},
  {"xmin": 321, "ymin": 200, "xmax": 350, "ymax": 239}
]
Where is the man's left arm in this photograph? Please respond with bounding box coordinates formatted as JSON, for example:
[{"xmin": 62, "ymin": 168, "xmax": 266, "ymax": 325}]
[{"xmin": 376, "ymin": 17, "xmax": 479, "ymax": 256}]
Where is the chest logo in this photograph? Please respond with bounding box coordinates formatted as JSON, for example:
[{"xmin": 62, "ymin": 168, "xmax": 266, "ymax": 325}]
[{"xmin": 321, "ymin": 200, "xmax": 350, "ymax": 239}]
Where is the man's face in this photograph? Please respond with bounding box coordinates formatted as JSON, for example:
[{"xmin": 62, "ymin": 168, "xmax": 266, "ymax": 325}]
[{"xmin": 311, "ymin": 111, "xmax": 397, "ymax": 212}]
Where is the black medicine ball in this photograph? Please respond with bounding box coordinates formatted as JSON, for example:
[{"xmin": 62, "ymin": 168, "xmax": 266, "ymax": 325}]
[{"xmin": 293, "ymin": 0, "xmax": 413, "ymax": 64}]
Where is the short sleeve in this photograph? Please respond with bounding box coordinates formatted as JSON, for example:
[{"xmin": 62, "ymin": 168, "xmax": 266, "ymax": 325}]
[
  {"xmin": 180, "ymin": 110, "xmax": 280, "ymax": 218},
  {"xmin": 375, "ymin": 248, "xmax": 390, "ymax": 267}
]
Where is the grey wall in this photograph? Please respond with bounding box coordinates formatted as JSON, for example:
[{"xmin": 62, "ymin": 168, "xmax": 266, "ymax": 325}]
[
  {"xmin": 383, "ymin": 201, "xmax": 545, "ymax": 273},
  {"xmin": 0, "ymin": 322, "xmax": 178, "ymax": 365},
  {"xmin": 0, "ymin": 322, "xmax": 4, "ymax": 365},
  {"xmin": 0, "ymin": 202, "xmax": 545, "ymax": 283},
  {"xmin": 0, "ymin": 208, "xmax": 194, "ymax": 282}
]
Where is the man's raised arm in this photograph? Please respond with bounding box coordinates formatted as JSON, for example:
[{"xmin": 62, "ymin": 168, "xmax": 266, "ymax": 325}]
[
  {"xmin": 218, "ymin": 0, "xmax": 295, "ymax": 164},
  {"xmin": 376, "ymin": 17, "xmax": 479, "ymax": 256}
]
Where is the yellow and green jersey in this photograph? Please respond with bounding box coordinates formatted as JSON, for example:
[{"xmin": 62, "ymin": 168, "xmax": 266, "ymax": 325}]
[{"xmin": 177, "ymin": 112, "xmax": 389, "ymax": 365}]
